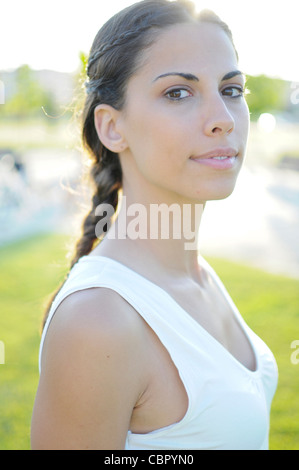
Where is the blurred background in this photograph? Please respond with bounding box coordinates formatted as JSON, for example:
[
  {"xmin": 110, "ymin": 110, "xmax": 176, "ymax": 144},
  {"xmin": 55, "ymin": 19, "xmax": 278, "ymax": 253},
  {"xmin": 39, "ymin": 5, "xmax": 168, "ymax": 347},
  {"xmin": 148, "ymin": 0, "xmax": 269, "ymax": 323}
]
[
  {"xmin": 0, "ymin": 0, "xmax": 298, "ymax": 450},
  {"xmin": 1, "ymin": 0, "xmax": 299, "ymax": 277}
]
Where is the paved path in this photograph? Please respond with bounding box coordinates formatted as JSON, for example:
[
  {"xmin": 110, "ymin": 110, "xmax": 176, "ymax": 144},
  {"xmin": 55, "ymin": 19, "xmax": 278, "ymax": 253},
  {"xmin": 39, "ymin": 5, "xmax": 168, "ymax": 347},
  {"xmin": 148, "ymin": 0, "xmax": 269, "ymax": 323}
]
[
  {"xmin": 200, "ymin": 165, "xmax": 299, "ymax": 279},
  {"xmin": 1, "ymin": 150, "xmax": 299, "ymax": 279}
]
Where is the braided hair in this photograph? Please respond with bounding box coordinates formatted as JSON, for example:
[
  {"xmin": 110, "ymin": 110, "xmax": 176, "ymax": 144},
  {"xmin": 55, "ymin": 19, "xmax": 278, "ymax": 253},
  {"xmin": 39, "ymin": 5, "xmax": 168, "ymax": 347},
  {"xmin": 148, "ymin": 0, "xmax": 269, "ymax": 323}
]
[
  {"xmin": 72, "ymin": 0, "xmax": 195, "ymax": 266},
  {"xmin": 42, "ymin": 0, "xmax": 237, "ymax": 327}
]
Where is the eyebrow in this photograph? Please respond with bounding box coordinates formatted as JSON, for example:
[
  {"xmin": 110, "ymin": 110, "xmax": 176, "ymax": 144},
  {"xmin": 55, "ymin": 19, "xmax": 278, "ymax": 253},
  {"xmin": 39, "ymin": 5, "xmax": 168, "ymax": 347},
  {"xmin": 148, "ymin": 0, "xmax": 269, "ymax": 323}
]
[
  {"xmin": 221, "ymin": 70, "xmax": 244, "ymax": 81},
  {"xmin": 153, "ymin": 72, "xmax": 199, "ymax": 82},
  {"xmin": 153, "ymin": 70, "xmax": 244, "ymax": 82}
]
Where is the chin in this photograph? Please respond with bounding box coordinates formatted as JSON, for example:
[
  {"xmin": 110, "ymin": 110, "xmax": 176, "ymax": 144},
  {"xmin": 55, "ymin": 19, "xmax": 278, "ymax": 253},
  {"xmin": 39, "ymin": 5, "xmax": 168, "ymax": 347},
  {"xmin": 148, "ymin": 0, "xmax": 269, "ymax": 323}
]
[
  {"xmin": 194, "ymin": 180, "xmax": 238, "ymax": 203},
  {"xmin": 212, "ymin": 187, "xmax": 236, "ymax": 201}
]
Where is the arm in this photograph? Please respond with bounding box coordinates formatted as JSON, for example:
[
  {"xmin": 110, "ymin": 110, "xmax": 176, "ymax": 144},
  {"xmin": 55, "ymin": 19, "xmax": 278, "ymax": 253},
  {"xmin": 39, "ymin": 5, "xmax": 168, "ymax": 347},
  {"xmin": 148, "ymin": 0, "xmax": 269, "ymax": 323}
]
[{"xmin": 31, "ymin": 288, "xmax": 147, "ymax": 450}]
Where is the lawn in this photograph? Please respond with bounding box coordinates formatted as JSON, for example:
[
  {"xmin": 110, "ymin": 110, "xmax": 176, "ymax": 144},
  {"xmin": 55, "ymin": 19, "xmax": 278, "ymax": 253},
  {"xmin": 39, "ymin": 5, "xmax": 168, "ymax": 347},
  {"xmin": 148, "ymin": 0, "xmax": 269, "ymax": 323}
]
[{"xmin": 0, "ymin": 233, "xmax": 298, "ymax": 450}]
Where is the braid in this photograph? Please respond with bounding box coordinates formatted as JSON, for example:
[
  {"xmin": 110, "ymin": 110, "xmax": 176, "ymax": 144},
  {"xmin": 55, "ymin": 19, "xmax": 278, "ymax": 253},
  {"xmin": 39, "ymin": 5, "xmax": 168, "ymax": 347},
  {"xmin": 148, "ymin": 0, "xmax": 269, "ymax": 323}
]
[
  {"xmin": 87, "ymin": 24, "xmax": 151, "ymax": 77},
  {"xmin": 70, "ymin": 155, "xmax": 122, "ymax": 268},
  {"xmin": 42, "ymin": 148, "xmax": 122, "ymax": 329},
  {"xmin": 42, "ymin": 0, "xmax": 238, "ymax": 330}
]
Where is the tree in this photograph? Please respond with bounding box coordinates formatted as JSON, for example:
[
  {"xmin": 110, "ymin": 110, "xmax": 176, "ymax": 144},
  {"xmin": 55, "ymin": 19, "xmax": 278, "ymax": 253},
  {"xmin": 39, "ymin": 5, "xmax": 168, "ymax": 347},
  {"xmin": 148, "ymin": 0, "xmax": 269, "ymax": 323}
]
[
  {"xmin": 2, "ymin": 65, "xmax": 57, "ymax": 119},
  {"xmin": 245, "ymin": 74, "xmax": 289, "ymax": 120}
]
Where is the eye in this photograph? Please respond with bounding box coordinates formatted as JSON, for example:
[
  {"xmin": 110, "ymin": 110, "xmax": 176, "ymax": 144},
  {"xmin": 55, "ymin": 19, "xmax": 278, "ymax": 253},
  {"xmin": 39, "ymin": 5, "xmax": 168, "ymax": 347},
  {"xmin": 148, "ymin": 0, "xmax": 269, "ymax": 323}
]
[
  {"xmin": 222, "ymin": 86, "xmax": 244, "ymax": 98},
  {"xmin": 165, "ymin": 88, "xmax": 192, "ymax": 101}
]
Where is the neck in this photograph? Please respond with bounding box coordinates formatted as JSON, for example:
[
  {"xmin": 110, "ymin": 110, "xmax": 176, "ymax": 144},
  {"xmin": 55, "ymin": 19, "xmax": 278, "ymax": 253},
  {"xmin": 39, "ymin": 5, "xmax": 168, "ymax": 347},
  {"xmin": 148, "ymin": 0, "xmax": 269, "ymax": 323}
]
[{"xmin": 105, "ymin": 187, "xmax": 205, "ymax": 279}]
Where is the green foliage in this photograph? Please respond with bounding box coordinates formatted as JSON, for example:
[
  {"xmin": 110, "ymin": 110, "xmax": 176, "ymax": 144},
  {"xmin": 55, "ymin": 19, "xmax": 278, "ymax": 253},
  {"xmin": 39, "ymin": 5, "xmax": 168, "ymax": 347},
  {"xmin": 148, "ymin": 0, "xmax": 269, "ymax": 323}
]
[
  {"xmin": 0, "ymin": 235, "xmax": 298, "ymax": 449},
  {"xmin": 72, "ymin": 51, "xmax": 89, "ymax": 114},
  {"xmin": 245, "ymin": 74, "xmax": 289, "ymax": 120},
  {"xmin": 78, "ymin": 51, "xmax": 88, "ymax": 78},
  {"xmin": 1, "ymin": 65, "xmax": 57, "ymax": 119}
]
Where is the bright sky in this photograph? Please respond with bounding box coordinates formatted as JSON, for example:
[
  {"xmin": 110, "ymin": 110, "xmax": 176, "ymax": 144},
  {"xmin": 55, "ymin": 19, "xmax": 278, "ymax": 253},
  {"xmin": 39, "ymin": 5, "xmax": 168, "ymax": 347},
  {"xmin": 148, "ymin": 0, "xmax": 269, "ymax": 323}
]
[{"xmin": 2, "ymin": 0, "xmax": 299, "ymax": 81}]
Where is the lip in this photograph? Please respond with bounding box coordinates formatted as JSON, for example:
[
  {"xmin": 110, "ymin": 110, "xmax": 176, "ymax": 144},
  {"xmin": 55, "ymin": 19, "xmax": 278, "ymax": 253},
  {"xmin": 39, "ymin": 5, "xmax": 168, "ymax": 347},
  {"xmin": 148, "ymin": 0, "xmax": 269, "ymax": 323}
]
[{"xmin": 190, "ymin": 147, "xmax": 239, "ymax": 170}]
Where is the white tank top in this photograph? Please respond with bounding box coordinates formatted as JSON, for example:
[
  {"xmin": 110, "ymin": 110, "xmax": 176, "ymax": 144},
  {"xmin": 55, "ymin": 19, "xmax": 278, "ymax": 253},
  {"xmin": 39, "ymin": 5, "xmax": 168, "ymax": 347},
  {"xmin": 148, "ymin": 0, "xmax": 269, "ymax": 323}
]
[{"xmin": 39, "ymin": 255, "xmax": 278, "ymax": 450}]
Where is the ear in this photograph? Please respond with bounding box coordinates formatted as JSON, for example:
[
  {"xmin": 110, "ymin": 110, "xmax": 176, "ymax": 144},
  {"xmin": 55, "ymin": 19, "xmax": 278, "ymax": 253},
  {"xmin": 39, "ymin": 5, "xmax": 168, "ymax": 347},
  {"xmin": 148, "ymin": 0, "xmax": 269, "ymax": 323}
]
[{"xmin": 94, "ymin": 104, "xmax": 127, "ymax": 153}]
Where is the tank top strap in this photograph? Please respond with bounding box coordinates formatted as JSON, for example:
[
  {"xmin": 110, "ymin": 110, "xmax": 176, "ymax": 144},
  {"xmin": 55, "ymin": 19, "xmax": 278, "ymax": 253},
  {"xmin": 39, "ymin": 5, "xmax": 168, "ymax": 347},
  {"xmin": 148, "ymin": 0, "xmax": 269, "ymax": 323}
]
[{"xmin": 39, "ymin": 255, "xmax": 202, "ymax": 377}]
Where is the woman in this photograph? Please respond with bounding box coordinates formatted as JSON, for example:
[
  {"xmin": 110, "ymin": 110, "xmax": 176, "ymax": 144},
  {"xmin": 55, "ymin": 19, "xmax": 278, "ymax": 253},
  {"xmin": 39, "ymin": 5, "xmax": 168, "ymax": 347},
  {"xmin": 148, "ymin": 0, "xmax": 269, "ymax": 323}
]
[{"xmin": 31, "ymin": 0, "xmax": 278, "ymax": 450}]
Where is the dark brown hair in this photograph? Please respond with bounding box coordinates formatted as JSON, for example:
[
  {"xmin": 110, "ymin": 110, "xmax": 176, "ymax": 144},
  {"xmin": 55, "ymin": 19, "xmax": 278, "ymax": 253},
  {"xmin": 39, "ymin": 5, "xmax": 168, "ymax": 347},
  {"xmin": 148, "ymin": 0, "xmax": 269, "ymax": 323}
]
[{"xmin": 43, "ymin": 0, "xmax": 236, "ymax": 327}]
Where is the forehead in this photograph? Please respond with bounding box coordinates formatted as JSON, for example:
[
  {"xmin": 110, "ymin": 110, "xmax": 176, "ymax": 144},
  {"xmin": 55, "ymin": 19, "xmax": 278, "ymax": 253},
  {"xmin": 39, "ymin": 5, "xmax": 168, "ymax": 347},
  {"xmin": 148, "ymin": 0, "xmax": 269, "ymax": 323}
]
[{"xmin": 136, "ymin": 22, "xmax": 238, "ymax": 80}]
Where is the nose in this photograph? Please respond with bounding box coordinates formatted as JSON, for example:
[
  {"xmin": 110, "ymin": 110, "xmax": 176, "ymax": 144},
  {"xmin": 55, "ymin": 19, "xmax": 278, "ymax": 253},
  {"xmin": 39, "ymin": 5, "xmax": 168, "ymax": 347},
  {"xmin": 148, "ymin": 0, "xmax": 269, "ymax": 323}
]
[{"xmin": 203, "ymin": 96, "xmax": 235, "ymax": 136}]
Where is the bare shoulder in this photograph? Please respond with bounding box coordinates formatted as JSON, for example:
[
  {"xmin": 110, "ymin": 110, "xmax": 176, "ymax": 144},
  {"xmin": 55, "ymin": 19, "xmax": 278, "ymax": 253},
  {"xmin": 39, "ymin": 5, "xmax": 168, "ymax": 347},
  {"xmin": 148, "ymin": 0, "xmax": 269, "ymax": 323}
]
[
  {"xmin": 32, "ymin": 288, "xmax": 148, "ymax": 450},
  {"xmin": 42, "ymin": 287, "xmax": 147, "ymax": 361}
]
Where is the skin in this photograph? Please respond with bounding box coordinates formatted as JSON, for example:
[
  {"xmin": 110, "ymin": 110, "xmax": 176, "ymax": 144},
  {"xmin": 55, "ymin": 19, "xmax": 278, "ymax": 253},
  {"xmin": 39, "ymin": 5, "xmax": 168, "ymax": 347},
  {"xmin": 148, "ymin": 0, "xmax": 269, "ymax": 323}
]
[
  {"xmin": 31, "ymin": 22, "xmax": 251, "ymax": 450},
  {"xmin": 118, "ymin": 22, "xmax": 249, "ymax": 206}
]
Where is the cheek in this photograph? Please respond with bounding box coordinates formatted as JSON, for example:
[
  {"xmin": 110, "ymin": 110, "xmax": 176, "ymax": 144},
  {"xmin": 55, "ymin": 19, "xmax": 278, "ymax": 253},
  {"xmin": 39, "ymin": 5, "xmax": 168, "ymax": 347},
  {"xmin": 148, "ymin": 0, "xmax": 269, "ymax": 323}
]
[{"xmin": 124, "ymin": 104, "xmax": 190, "ymax": 171}]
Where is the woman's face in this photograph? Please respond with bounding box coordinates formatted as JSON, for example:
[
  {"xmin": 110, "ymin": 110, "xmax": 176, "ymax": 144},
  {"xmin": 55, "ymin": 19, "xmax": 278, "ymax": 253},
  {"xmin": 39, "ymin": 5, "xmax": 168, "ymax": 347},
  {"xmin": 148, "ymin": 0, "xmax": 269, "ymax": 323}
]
[{"xmin": 118, "ymin": 22, "xmax": 250, "ymax": 204}]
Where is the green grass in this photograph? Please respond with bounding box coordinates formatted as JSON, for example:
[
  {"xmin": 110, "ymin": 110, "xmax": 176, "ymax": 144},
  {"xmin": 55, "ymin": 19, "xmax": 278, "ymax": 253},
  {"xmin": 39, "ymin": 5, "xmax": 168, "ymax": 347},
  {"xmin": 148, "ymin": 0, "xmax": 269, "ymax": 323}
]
[
  {"xmin": 208, "ymin": 258, "xmax": 299, "ymax": 450},
  {"xmin": 0, "ymin": 234, "xmax": 298, "ymax": 450},
  {"xmin": 0, "ymin": 234, "xmax": 70, "ymax": 450}
]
